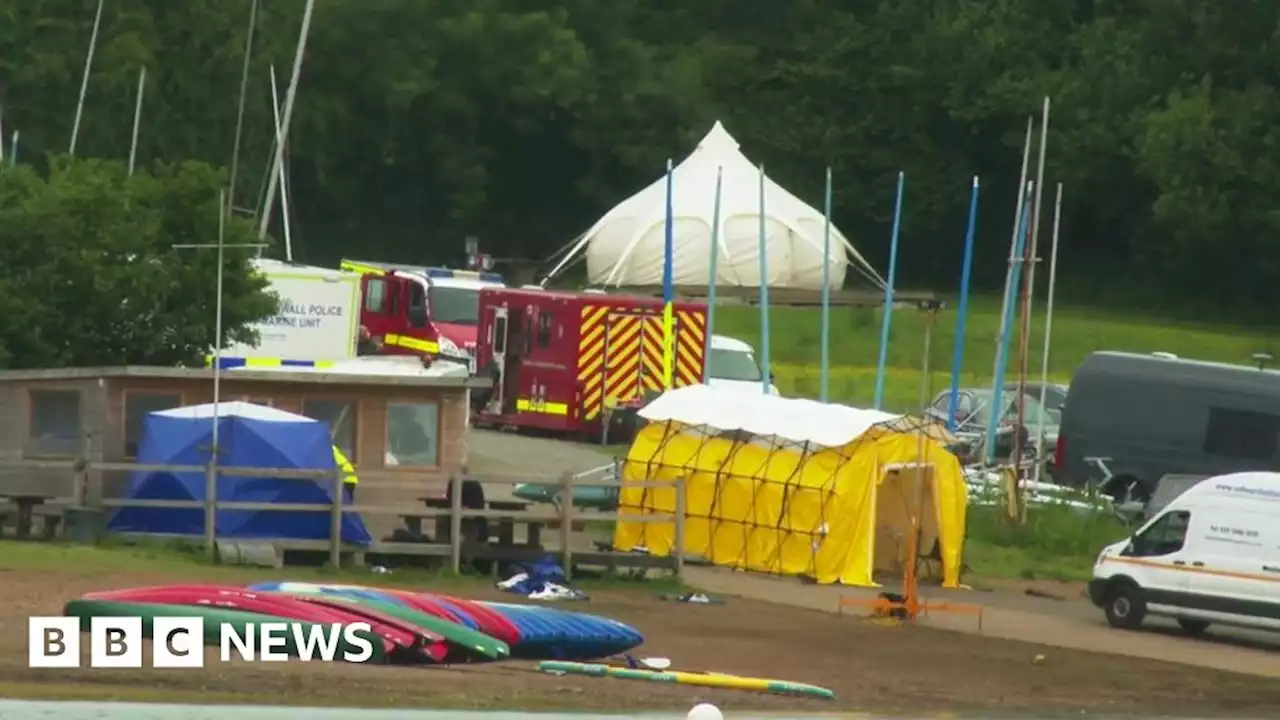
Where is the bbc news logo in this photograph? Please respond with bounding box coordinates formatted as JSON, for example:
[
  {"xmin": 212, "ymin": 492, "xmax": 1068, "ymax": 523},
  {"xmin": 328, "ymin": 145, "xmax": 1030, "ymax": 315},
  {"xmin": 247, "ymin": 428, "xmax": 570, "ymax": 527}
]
[{"xmin": 28, "ymin": 617, "xmax": 376, "ymax": 668}]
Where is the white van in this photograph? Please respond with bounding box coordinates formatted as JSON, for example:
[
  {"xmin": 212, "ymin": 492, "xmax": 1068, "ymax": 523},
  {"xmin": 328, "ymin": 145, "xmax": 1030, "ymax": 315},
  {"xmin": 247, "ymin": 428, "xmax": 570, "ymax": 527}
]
[
  {"xmin": 1088, "ymin": 471, "xmax": 1280, "ymax": 635},
  {"xmin": 706, "ymin": 335, "xmax": 780, "ymax": 396}
]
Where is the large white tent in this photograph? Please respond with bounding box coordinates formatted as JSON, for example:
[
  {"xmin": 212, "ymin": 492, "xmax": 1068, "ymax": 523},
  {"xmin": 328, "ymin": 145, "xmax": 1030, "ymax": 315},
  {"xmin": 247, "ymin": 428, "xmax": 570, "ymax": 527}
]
[{"xmin": 545, "ymin": 122, "xmax": 886, "ymax": 291}]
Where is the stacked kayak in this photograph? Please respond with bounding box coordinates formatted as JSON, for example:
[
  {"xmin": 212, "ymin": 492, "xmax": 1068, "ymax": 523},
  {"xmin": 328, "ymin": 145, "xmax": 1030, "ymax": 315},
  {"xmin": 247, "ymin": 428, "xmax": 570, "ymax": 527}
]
[
  {"xmin": 64, "ymin": 581, "xmax": 643, "ymax": 665},
  {"xmin": 63, "ymin": 599, "xmax": 389, "ymax": 664},
  {"xmin": 479, "ymin": 601, "xmax": 644, "ymax": 660},
  {"xmin": 248, "ymin": 582, "xmax": 643, "ymax": 660},
  {"xmin": 74, "ymin": 584, "xmax": 508, "ymax": 664}
]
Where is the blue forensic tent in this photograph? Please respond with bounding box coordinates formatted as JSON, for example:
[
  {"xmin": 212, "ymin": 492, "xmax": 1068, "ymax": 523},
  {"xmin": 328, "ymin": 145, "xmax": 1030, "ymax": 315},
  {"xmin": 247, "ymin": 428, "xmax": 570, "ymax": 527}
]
[{"xmin": 108, "ymin": 401, "xmax": 372, "ymax": 544}]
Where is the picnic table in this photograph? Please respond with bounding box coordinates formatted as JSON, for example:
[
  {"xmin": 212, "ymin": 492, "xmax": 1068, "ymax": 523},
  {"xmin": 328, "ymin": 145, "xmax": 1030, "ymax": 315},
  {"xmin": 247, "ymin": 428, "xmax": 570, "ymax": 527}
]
[
  {"xmin": 402, "ymin": 496, "xmax": 543, "ymax": 549},
  {"xmin": 0, "ymin": 494, "xmax": 60, "ymax": 540}
]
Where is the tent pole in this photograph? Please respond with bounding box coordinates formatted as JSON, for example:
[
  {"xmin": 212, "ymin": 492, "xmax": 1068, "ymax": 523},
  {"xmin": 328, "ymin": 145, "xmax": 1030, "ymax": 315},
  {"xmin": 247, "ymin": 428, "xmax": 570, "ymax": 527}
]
[
  {"xmin": 820, "ymin": 166, "xmax": 833, "ymax": 402},
  {"xmin": 873, "ymin": 171, "xmax": 905, "ymax": 410},
  {"xmin": 703, "ymin": 166, "xmax": 724, "ymax": 382},
  {"xmin": 757, "ymin": 163, "xmax": 771, "ymax": 394},
  {"xmin": 661, "ymin": 158, "xmax": 675, "ymax": 389},
  {"xmin": 946, "ymin": 177, "xmax": 980, "ymax": 431}
]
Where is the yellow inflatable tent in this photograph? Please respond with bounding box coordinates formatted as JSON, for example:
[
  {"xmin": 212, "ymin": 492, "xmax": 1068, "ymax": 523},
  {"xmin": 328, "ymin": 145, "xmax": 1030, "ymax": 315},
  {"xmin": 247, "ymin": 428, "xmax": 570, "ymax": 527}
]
[{"xmin": 612, "ymin": 385, "xmax": 968, "ymax": 587}]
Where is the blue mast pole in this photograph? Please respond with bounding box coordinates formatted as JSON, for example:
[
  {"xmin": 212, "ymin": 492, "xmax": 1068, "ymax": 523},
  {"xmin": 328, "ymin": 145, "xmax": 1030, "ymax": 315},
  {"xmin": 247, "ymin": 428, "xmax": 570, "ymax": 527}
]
[
  {"xmin": 873, "ymin": 171, "xmax": 905, "ymax": 410},
  {"xmin": 661, "ymin": 157, "xmax": 675, "ymax": 389},
  {"xmin": 703, "ymin": 166, "xmax": 724, "ymax": 383},
  {"xmin": 757, "ymin": 163, "xmax": 771, "ymax": 393},
  {"xmin": 946, "ymin": 176, "xmax": 981, "ymax": 430},
  {"xmin": 820, "ymin": 166, "xmax": 833, "ymax": 402},
  {"xmin": 983, "ymin": 186, "xmax": 1033, "ymax": 464}
]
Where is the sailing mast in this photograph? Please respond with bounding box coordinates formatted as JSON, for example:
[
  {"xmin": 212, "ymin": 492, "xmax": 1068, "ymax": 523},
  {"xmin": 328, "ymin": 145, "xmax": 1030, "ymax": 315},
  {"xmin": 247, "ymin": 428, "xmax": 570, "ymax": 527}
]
[{"xmin": 1012, "ymin": 98, "xmax": 1051, "ymax": 493}]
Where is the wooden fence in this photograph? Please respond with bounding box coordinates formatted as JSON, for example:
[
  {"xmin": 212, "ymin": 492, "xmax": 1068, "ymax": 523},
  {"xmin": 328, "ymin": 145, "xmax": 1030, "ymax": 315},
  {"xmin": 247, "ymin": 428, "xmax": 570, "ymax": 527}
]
[{"xmin": 0, "ymin": 458, "xmax": 686, "ymax": 579}]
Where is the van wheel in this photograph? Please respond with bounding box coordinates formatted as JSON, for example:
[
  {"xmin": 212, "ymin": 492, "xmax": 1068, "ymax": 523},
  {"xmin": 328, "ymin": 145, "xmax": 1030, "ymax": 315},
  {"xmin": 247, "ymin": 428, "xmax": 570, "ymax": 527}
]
[
  {"xmin": 1177, "ymin": 618, "xmax": 1210, "ymax": 635},
  {"xmin": 1103, "ymin": 584, "xmax": 1147, "ymax": 630}
]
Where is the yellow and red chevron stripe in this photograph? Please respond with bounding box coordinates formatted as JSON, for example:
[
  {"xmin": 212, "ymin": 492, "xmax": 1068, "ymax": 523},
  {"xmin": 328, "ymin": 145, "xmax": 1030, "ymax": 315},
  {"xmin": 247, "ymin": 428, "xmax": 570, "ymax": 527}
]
[
  {"xmin": 674, "ymin": 308, "xmax": 706, "ymax": 387},
  {"xmin": 640, "ymin": 315, "xmax": 666, "ymax": 392},
  {"xmin": 603, "ymin": 313, "xmax": 644, "ymax": 409},
  {"xmin": 577, "ymin": 304, "xmax": 610, "ymax": 420}
]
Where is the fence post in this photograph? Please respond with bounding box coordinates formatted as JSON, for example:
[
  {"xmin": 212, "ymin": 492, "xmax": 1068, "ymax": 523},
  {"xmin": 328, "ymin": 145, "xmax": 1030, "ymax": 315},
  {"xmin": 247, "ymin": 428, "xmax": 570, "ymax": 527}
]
[
  {"xmin": 203, "ymin": 460, "xmax": 217, "ymax": 559},
  {"xmin": 673, "ymin": 476, "xmax": 685, "ymax": 580},
  {"xmin": 74, "ymin": 433, "xmax": 91, "ymax": 507},
  {"xmin": 559, "ymin": 471, "xmax": 574, "ymax": 580},
  {"xmin": 449, "ymin": 474, "xmax": 463, "ymax": 574},
  {"xmin": 330, "ymin": 468, "xmax": 343, "ymax": 569}
]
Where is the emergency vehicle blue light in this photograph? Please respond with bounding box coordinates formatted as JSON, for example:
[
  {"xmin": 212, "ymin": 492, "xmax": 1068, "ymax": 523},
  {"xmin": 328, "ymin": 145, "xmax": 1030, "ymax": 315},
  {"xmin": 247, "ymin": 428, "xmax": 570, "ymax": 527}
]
[{"xmin": 422, "ymin": 266, "xmax": 504, "ymax": 283}]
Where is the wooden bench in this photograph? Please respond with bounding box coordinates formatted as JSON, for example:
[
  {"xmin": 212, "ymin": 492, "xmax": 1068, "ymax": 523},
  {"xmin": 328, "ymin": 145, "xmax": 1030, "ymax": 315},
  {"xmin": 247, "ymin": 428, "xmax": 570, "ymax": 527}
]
[
  {"xmin": 0, "ymin": 496, "xmax": 61, "ymax": 541},
  {"xmin": 411, "ymin": 498, "xmax": 544, "ymax": 548},
  {"xmin": 31, "ymin": 506, "xmax": 63, "ymax": 541}
]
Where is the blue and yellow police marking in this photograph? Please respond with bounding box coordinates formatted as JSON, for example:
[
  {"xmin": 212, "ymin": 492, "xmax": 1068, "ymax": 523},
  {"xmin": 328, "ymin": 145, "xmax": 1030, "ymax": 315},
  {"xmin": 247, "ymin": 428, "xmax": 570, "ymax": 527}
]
[{"xmin": 206, "ymin": 356, "xmax": 337, "ymax": 370}]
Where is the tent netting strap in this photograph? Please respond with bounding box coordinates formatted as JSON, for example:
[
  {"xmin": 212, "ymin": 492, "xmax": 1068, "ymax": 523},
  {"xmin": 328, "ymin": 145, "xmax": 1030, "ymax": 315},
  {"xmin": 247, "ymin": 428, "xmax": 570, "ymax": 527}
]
[{"xmin": 621, "ymin": 413, "xmax": 937, "ymax": 580}]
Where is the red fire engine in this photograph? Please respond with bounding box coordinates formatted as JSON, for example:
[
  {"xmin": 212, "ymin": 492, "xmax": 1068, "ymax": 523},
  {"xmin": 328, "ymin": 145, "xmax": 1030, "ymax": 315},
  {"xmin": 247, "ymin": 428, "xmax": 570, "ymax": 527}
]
[
  {"xmin": 339, "ymin": 258, "xmax": 505, "ymax": 369},
  {"xmin": 472, "ymin": 286, "xmax": 709, "ymax": 438}
]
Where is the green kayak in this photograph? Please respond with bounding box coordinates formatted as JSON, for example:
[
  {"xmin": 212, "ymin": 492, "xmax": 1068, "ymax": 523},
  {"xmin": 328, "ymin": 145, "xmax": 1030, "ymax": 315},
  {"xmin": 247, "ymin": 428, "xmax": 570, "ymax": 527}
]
[
  {"xmin": 63, "ymin": 600, "xmax": 386, "ymax": 664},
  {"xmin": 512, "ymin": 482, "xmax": 619, "ymax": 510},
  {"xmin": 288, "ymin": 594, "xmax": 509, "ymax": 661}
]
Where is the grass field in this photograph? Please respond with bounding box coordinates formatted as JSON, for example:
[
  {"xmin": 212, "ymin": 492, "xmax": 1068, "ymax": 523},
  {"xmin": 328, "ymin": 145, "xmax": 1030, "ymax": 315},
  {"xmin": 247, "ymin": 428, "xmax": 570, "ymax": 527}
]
[{"xmin": 710, "ymin": 293, "xmax": 1276, "ymax": 411}]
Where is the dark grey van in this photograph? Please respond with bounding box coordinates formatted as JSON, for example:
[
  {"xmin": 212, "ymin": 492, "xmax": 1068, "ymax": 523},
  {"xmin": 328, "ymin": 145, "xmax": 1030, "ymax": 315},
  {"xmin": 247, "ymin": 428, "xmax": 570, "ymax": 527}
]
[{"xmin": 1056, "ymin": 351, "xmax": 1280, "ymax": 501}]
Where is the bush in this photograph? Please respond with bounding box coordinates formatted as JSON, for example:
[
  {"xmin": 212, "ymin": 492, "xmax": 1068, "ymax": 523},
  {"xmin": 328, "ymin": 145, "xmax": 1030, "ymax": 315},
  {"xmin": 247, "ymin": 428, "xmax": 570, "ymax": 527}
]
[{"xmin": 968, "ymin": 502, "xmax": 1128, "ymax": 557}]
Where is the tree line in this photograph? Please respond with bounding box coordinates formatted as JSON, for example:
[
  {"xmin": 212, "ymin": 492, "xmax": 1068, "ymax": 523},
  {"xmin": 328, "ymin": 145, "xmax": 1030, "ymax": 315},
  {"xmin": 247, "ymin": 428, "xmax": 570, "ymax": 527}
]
[{"xmin": 0, "ymin": 0, "xmax": 1275, "ymax": 369}]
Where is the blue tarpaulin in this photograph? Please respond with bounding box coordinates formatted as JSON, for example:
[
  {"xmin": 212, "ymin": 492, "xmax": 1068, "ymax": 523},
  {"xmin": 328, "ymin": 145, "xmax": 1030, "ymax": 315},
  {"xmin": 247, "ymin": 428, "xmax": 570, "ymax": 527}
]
[{"xmin": 107, "ymin": 402, "xmax": 372, "ymax": 544}]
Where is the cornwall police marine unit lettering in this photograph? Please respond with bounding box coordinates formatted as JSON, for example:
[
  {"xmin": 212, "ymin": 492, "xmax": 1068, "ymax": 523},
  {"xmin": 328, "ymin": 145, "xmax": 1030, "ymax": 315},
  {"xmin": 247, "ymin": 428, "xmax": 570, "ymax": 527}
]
[{"xmin": 262, "ymin": 303, "xmax": 346, "ymax": 330}]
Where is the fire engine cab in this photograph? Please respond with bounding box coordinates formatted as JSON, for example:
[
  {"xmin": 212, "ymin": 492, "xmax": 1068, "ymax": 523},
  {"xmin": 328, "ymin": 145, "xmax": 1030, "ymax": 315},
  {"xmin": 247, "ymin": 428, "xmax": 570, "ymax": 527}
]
[
  {"xmin": 340, "ymin": 259, "xmax": 505, "ymax": 370},
  {"xmin": 472, "ymin": 286, "xmax": 709, "ymax": 438}
]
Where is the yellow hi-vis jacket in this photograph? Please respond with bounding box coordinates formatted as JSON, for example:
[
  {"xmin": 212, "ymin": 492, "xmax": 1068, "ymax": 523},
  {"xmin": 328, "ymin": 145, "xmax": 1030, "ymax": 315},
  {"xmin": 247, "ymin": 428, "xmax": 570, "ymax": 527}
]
[{"xmin": 332, "ymin": 446, "xmax": 358, "ymax": 485}]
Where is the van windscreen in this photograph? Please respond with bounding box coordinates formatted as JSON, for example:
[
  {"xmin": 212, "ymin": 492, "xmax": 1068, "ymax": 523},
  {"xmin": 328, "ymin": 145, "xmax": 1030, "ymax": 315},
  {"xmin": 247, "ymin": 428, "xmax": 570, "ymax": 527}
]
[{"xmin": 430, "ymin": 287, "xmax": 481, "ymax": 325}]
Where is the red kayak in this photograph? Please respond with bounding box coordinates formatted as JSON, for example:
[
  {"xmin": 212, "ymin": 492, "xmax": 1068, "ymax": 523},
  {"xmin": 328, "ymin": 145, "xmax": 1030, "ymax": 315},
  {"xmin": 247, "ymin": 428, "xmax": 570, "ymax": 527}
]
[
  {"xmin": 380, "ymin": 590, "xmax": 469, "ymax": 623},
  {"xmin": 426, "ymin": 593, "xmax": 522, "ymax": 646},
  {"xmin": 83, "ymin": 585, "xmax": 429, "ymax": 659}
]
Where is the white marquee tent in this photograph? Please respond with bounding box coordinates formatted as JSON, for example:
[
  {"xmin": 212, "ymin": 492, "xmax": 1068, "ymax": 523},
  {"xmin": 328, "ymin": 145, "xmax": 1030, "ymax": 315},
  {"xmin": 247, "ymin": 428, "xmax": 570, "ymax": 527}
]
[{"xmin": 545, "ymin": 122, "xmax": 886, "ymax": 291}]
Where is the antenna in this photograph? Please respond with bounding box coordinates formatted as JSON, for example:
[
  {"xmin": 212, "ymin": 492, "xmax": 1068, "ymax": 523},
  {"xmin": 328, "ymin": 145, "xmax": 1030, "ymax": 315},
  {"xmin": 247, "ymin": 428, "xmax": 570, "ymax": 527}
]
[{"xmin": 173, "ymin": 189, "xmax": 268, "ymax": 467}]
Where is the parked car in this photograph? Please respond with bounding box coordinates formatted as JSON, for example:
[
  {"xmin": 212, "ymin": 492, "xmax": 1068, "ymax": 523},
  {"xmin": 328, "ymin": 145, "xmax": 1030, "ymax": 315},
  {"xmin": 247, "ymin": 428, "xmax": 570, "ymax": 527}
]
[
  {"xmin": 705, "ymin": 335, "xmax": 780, "ymax": 395},
  {"xmin": 1007, "ymin": 381, "xmax": 1068, "ymax": 423},
  {"xmin": 1057, "ymin": 351, "xmax": 1280, "ymax": 502},
  {"xmin": 926, "ymin": 387, "xmax": 1059, "ymax": 464}
]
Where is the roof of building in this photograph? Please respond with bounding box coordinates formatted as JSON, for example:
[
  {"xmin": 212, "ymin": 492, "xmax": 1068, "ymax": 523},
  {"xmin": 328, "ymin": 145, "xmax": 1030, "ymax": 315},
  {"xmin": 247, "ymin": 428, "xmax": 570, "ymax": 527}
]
[{"xmin": 0, "ymin": 365, "xmax": 492, "ymax": 389}]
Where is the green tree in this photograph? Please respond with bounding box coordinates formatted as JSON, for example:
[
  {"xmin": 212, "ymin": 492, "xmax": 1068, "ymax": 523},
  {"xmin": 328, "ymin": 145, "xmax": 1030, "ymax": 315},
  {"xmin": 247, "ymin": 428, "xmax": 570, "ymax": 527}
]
[{"xmin": 0, "ymin": 157, "xmax": 277, "ymax": 368}]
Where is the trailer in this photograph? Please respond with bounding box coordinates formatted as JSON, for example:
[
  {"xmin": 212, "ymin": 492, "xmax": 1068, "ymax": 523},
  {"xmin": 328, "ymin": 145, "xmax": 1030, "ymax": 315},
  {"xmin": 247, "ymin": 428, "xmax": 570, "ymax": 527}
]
[
  {"xmin": 216, "ymin": 259, "xmax": 361, "ymax": 368},
  {"xmin": 473, "ymin": 287, "xmax": 708, "ymax": 438}
]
